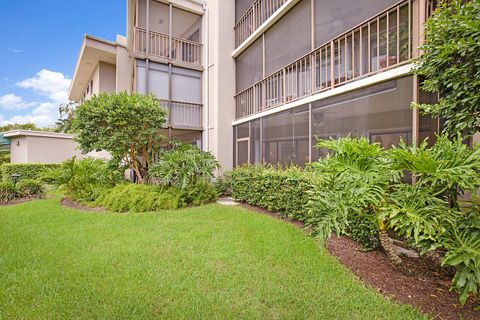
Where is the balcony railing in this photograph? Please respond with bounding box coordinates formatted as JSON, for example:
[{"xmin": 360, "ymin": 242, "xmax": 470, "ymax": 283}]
[
  {"xmin": 160, "ymin": 100, "xmax": 203, "ymax": 129},
  {"xmin": 134, "ymin": 27, "xmax": 202, "ymax": 66},
  {"xmin": 235, "ymin": 0, "xmax": 288, "ymax": 47},
  {"xmin": 235, "ymin": 0, "xmax": 413, "ymax": 119}
]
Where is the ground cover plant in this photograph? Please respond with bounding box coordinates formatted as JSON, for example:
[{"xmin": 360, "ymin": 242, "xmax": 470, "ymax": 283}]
[{"xmin": 0, "ymin": 198, "xmax": 426, "ymax": 319}]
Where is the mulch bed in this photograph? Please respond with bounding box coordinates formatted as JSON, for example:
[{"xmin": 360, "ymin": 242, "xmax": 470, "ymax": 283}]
[
  {"xmin": 237, "ymin": 202, "xmax": 479, "ymax": 320},
  {"xmin": 60, "ymin": 197, "xmax": 105, "ymax": 213},
  {"xmin": 328, "ymin": 236, "xmax": 480, "ymax": 320}
]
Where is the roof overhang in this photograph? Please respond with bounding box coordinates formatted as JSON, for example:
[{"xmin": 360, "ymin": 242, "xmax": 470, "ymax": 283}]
[
  {"xmin": 68, "ymin": 35, "xmax": 118, "ymax": 101},
  {"xmin": 3, "ymin": 130, "xmax": 75, "ymax": 140}
]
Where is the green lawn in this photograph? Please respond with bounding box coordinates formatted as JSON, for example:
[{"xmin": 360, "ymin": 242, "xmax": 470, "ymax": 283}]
[{"xmin": 0, "ymin": 198, "xmax": 426, "ymax": 319}]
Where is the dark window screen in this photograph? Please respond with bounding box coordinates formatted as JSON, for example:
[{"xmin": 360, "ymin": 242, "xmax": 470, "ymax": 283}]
[
  {"xmin": 236, "ymin": 0, "xmax": 256, "ymax": 23},
  {"xmin": 265, "ymin": 0, "xmax": 311, "ymax": 76},
  {"xmin": 315, "ymin": 0, "xmax": 399, "ymax": 47},
  {"xmin": 236, "ymin": 37, "xmax": 263, "ymax": 93}
]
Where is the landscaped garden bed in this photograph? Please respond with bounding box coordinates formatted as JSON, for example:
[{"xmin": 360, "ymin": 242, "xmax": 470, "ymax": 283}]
[{"xmin": 327, "ymin": 236, "xmax": 480, "ymax": 320}]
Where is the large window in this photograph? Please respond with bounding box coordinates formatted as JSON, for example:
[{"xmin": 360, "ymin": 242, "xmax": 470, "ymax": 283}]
[
  {"xmin": 261, "ymin": 107, "xmax": 309, "ymax": 166},
  {"xmin": 311, "ymin": 77, "xmax": 413, "ymax": 160},
  {"xmin": 234, "ymin": 76, "xmax": 439, "ymax": 167},
  {"xmin": 265, "ymin": 0, "xmax": 311, "ymax": 76}
]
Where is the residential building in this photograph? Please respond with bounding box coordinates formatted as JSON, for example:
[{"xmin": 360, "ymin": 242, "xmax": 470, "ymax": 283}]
[
  {"xmin": 69, "ymin": 0, "xmax": 442, "ymax": 171},
  {"xmin": 1, "ymin": 130, "xmax": 110, "ymax": 164}
]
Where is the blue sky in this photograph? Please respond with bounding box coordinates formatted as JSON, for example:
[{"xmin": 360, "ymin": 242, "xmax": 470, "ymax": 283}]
[{"xmin": 0, "ymin": 0, "xmax": 125, "ymax": 127}]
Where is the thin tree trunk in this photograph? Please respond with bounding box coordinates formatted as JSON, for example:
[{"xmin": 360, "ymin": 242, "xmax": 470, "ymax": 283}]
[{"xmin": 379, "ymin": 229, "xmax": 402, "ymax": 266}]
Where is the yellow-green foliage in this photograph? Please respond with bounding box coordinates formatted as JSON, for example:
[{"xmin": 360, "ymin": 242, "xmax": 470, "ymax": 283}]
[{"xmin": 96, "ymin": 184, "xmax": 186, "ymax": 213}]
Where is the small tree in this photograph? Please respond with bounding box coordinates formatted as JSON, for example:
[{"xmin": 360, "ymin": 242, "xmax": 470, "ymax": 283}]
[
  {"xmin": 412, "ymin": 0, "xmax": 480, "ymax": 137},
  {"xmin": 73, "ymin": 92, "xmax": 167, "ymax": 183}
]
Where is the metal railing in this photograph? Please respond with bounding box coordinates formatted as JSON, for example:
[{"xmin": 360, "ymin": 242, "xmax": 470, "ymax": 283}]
[
  {"xmin": 134, "ymin": 27, "xmax": 202, "ymax": 66},
  {"xmin": 235, "ymin": 0, "xmax": 413, "ymax": 119},
  {"xmin": 160, "ymin": 100, "xmax": 203, "ymax": 129},
  {"xmin": 235, "ymin": 0, "xmax": 288, "ymax": 47}
]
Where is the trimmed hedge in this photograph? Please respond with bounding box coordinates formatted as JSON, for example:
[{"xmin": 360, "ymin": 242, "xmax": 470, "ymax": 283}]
[
  {"xmin": 1, "ymin": 163, "xmax": 59, "ymax": 183},
  {"xmin": 230, "ymin": 165, "xmax": 319, "ymax": 221}
]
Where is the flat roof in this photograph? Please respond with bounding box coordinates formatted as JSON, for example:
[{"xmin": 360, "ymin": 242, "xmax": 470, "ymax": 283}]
[
  {"xmin": 3, "ymin": 130, "xmax": 75, "ymax": 140},
  {"xmin": 68, "ymin": 35, "xmax": 120, "ymax": 101}
]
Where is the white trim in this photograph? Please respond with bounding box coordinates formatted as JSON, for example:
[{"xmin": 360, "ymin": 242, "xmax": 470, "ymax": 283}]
[
  {"xmin": 232, "ymin": 64, "xmax": 413, "ymax": 125},
  {"xmin": 232, "ymin": 0, "xmax": 301, "ymax": 58},
  {"xmin": 3, "ymin": 130, "xmax": 75, "ymax": 140}
]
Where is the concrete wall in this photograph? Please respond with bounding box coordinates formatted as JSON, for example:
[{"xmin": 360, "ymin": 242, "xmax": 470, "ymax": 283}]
[
  {"xmin": 81, "ymin": 61, "xmax": 117, "ymax": 100},
  {"xmin": 204, "ymin": 0, "xmax": 236, "ymax": 171},
  {"xmin": 9, "ymin": 135, "xmax": 111, "ymax": 164},
  {"xmin": 9, "ymin": 136, "xmax": 83, "ymax": 164},
  {"xmin": 116, "ymin": 40, "xmax": 131, "ymax": 93},
  {"xmin": 99, "ymin": 62, "xmax": 117, "ymax": 93},
  {"xmin": 9, "ymin": 137, "xmax": 28, "ymax": 163}
]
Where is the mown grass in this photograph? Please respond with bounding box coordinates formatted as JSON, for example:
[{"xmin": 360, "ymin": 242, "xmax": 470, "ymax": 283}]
[{"xmin": 0, "ymin": 198, "xmax": 427, "ymax": 319}]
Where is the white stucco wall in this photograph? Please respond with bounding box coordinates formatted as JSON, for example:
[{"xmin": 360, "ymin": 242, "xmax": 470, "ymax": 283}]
[{"xmin": 8, "ymin": 133, "xmax": 111, "ymax": 164}]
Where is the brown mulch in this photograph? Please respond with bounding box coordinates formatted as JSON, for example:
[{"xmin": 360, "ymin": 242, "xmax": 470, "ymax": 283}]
[
  {"xmin": 326, "ymin": 236, "xmax": 480, "ymax": 320},
  {"xmin": 60, "ymin": 197, "xmax": 105, "ymax": 213}
]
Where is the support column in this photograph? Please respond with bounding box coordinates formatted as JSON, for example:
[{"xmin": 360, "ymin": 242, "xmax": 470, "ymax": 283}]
[{"xmin": 205, "ymin": 0, "xmax": 236, "ymax": 172}]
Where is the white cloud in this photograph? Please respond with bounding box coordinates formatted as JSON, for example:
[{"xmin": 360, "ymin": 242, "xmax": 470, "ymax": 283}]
[
  {"xmin": 0, "ymin": 69, "xmax": 72, "ymax": 127},
  {"xmin": 1, "ymin": 102, "xmax": 59, "ymax": 127},
  {"xmin": 16, "ymin": 69, "xmax": 71, "ymax": 103},
  {"xmin": 0, "ymin": 94, "xmax": 36, "ymax": 110},
  {"xmin": 8, "ymin": 48, "xmax": 24, "ymax": 54}
]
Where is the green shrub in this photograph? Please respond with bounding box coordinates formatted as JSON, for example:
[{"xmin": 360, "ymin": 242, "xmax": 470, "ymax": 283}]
[
  {"xmin": 1, "ymin": 163, "xmax": 59, "ymax": 183},
  {"xmin": 182, "ymin": 182, "xmax": 219, "ymax": 206},
  {"xmin": 52, "ymin": 157, "xmax": 124, "ymax": 203},
  {"xmin": 347, "ymin": 213, "xmax": 381, "ymax": 251},
  {"xmin": 230, "ymin": 164, "xmax": 317, "ymax": 221},
  {"xmin": 149, "ymin": 143, "xmax": 220, "ymax": 189},
  {"xmin": 17, "ymin": 179, "xmax": 45, "ymax": 198},
  {"xmin": 97, "ymin": 184, "xmax": 185, "ymax": 213},
  {"xmin": 214, "ymin": 171, "xmax": 232, "ymax": 197},
  {"xmin": 0, "ymin": 181, "xmax": 18, "ymax": 203}
]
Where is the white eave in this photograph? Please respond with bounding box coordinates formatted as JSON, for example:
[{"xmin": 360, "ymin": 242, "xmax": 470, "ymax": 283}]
[
  {"xmin": 3, "ymin": 130, "xmax": 75, "ymax": 140},
  {"xmin": 68, "ymin": 35, "xmax": 119, "ymax": 102}
]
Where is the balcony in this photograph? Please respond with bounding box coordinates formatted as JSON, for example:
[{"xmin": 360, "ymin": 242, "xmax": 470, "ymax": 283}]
[
  {"xmin": 134, "ymin": 27, "xmax": 202, "ymax": 67},
  {"xmin": 235, "ymin": 0, "xmax": 288, "ymax": 48},
  {"xmin": 235, "ymin": 0, "xmax": 414, "ymax": 119},
  {"xmin": 160, "ymin": 100, "xmax": 203, "ymax": 130}
]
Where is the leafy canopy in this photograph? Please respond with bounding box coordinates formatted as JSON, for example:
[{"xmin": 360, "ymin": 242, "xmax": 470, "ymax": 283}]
[
  {"xmin": 412, "ymin": 0, "xmax": 480, "ymax": 137},
  {"xmin": 73, "ymin": 92, "xmax": 168, "ymax": 182}
]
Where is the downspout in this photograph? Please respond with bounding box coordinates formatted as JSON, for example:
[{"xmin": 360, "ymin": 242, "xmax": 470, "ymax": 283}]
[{"xmin": 204, "ymin": 1, "xmax": 209, "ymax": 152}]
